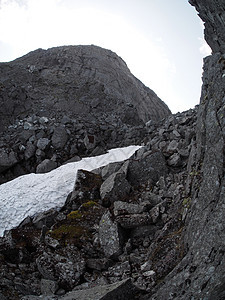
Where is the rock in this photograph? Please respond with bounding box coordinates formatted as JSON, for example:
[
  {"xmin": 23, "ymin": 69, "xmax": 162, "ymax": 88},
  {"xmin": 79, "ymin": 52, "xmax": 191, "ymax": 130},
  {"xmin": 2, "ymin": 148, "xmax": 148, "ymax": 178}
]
[
  {"xmin": 44, "ymin": 236, "xmax": 60, "ymax": 249},
  {"xmin": 24, "ymin": 142, "xmax": 36, "ymax": 160},
  {"xmin": 36, "ymin": 149, "xmax": 45, "ymax": 158},
  {"xmin": 141, "ymin": 192, "xmax": 162, "ymax": 208},
  {"xmin": 100, "ymin": 172, "xmax": 131, "ymax": 207},
  {"xmin": 1, "ymin": 3, "xmax": 225, "ymax": 298},
  {"xmin": 37, "ymin": 138, "xmax": 50, "ymax": 150},
  {"xmin": 142, "ymin": 270, "xmax": 155, "ymax": 277},
  {"xmin": 59, "ymin": 278, "xmax": 137, "ymax": 300},
  {"xmin": 114, "ymin": 201, "xmax": 144, "ymax": 216},
  {"xmin": 99, "ymin": 211, "xmax": 122, "ymax": 258},
  {"xmin": 127, "ymin": 151, "xmax": 168, "ymax": 187},
  {"xmin": 68, "ymin": 169, "xmax": 102, "ymax": 209},
  {"xmin": 100, "ymin": 161, "xmax": 123, "ymax": 180},
  {"xmin": 41, "ymin": 279, "xmax": 58, "ymax": 295},
  {"xmin": 24, "ymin": 122, "xmax": 33, "ymax": 130},
  {"xmin": 51, "ymin": 127, "xmax": 68, "ymax": 149},
  {"xmin": 64, "ymin": 156, "xmax": 81, "ymax": 164},
  {"xmin": 149, "ymin": 201, "xmax": 167, "ymax": 223},
  {"xmin": 166, "ymin": 140, "xmax": 179, "ymax": 155},
  {"xmin": 189, "ymin": 0, "xmax": 225, "ymax": 53},
  {"xmin": 61, "ymin": 116, "xmax": 72, "ymax": 125},
  {"xmin": 36, "ymin": 159, "xmax": 58, "ymax": 173},
  {"xmin": 22, "ymin": 296, "xmax": 57, "ymax": 300},
  {"xmin": 167, "ymin": 153, "xmax": 182, "ymax": 167},
  {"xmin": 130, "ymin": 225, "xmax": 157, "ymax": 240},
  {"xmin": 0, "ymin": 293, "xmax": 7, "ymax": 300},
  {"xmin": 140, "ymin": 261, "xmax": 153, "ymax": 272},
  {"xmin": 36, "ymin": 252, "xmax": 85, "ymax": 289},
  {"xmin": 116, "ymin": 213, "xmax": 152, "ymax": 229},
  {"xmin": 104, "ymin": 261, "xmax": 131, "ymax": 281},
  {"xmin": 39, "ymin": 116, "xmax": 49, "ymax": 124},
  {"xmin": 86, "ymin": 258, "xmax": 112, "ymax": 271},
  {"xmin": 32, "ymin": 208, "xmax": 58, "ymax": 229},
  {"xmin": 84, "ymin": 134, "xmax": 96, "ymax": 150},
  {"xmin": 0, "ymin": 45, "xmax": 171, "ymax": 137},
  {"xmin": 0, "ymin": 149, "xmax": 18, "ymax": 172}
]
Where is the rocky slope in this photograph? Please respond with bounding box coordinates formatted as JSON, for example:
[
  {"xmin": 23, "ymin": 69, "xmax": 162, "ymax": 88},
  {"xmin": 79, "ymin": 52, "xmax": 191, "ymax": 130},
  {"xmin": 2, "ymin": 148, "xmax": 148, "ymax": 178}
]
[
  {"xmin": 0, "ymin": 45, "xmax": 170, "ymax": 184},
  {"xmin": 0, "ymin": 0, "xmax": 224, "ymax": 299},
  {"xmin": 0, "ymin": 106, "xmax": 198, "ymax": 299}
]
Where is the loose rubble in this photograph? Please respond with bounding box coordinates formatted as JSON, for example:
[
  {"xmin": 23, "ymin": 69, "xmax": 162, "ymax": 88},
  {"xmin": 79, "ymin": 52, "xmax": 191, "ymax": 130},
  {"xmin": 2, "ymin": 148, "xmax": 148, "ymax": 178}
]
[{"xmin": 0, "ymin": 106, "xmax": 199, "ymax": 299}]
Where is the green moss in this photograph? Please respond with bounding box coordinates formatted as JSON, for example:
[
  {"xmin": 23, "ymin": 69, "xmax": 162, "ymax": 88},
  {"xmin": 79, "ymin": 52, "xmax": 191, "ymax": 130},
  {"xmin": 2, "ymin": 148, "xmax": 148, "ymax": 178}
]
[
  {"xmin": 82, "ymin": 200, "xmax": 97, "ymax": 208},
  {"xmin": 182, "ymin": 197, "xmax": 191, "ymax": 208},
  {"xmin": 67, "ymin": 210, "xmax": 82, "ymax": 219},
  {"xmin": 50, "ymin": 224, "xmax": 87, "ymax": 240},
  {"xmin": 189, "ymin": 169, "xmax": 200, "ymax": 177}
]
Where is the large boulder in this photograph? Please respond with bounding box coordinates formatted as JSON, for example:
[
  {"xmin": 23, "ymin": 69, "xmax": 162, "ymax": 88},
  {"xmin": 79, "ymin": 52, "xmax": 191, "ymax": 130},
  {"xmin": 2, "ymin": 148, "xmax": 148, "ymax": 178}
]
[
  {"xmin": 98, "ymin": 211, "xmax": 123, "ymax": 258},
  {"xmin": 127, "ymin": 151, "xmax": 168, "ymax": 187},
  {"xmin": 100, "ymin": 172, "xmax": 131, "ymax": 207},
  {"xmin": 0, "ymin": 149, "xmax": 18, "ymax": 172},
  {"xmin": 36, "ymin": 159, "xmax": 57, "ymax": 173}
]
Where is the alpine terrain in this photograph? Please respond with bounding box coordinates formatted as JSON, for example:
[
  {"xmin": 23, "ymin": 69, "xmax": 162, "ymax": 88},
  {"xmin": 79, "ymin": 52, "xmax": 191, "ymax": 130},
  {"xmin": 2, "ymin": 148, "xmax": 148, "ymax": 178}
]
[{"xmin": 0, "ymin": 0, "xmax": 224, "ymax": 299}]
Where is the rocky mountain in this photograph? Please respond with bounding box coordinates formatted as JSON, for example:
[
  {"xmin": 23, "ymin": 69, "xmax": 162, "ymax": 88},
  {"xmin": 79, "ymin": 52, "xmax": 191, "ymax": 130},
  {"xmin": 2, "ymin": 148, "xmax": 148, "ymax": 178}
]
[
  {"xmin": 0, "ymin": 45, "xmax": 170, "ymax": 184},
  {"xmin": 0, "ymin": 0, "xmax": 224, "ymax": 299}
]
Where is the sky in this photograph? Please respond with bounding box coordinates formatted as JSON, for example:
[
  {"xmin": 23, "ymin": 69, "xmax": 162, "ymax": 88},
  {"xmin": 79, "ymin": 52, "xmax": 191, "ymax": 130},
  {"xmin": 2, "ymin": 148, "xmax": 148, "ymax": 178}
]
[
  {"xmin": 0, "ymin": 145, "xmax": 141, "ymax": 236},
  {"xmin": 0, "ymin": 0, "xmax": 211, "ymax": 113}
]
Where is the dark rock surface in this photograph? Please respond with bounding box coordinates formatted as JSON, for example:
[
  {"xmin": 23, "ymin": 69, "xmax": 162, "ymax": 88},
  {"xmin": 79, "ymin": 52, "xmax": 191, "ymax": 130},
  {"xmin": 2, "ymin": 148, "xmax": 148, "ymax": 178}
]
[
  {"xmin": 189, "ymin": 0, "xmax": 225, "ymax": 53},
  {"xmin": 147, "ymin": 1, "xmax": 225, "ymax": 299},
  {"xmin": 0, "ymin": 45, "xmax": 170, "ymax": 183}
]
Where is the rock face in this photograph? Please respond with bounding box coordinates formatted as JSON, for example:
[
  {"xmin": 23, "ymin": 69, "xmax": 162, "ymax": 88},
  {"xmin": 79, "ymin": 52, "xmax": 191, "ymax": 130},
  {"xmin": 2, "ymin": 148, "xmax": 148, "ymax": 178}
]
[
  {"xmin": 148, "ymin": 1, "xmax": 225, "ymax": 299},
  {"xmin": 189, "ymin": 0, "xmax": 225, "ymax": 53},
  {"xmin": 0, "ymin": 45, "xmax": 171, "ymax": 183}
]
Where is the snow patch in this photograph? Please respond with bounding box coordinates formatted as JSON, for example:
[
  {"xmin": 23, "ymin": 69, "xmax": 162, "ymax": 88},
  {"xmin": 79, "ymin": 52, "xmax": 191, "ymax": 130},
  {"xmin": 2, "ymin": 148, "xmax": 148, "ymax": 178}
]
[{"xmin": 0, "ymin": 145, "xmax": 141, "ymax": 236}]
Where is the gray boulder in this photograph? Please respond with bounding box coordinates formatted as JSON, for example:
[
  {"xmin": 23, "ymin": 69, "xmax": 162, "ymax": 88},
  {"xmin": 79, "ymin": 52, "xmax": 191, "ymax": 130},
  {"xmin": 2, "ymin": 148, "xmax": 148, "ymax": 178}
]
[
  {"xmin": 24, "ymin": 142, "xmax": 36, "ymax": 160},
  {"xmin": 37, "ymin": 138, "xmax": 50, "ymax": 150},
  {"xmin": 116, "ymin": 213, "xmax": 152, "ymax": 229},
  {"xmin": 100, "ymin": 172, "xmax": 131, "ymax": 207},
  {"xmin": 36, "ymin": 159, "xmax": 57, "ymax": 173},
  {"xmin": 98, "ymin": 211, "xmax": 122, "ymax": 258},
  {"xmin": 114, "ymin": 201, "xmax": 144, "ymax": 216},
  {"xmin": 0, "ymin": 149, "xmax": 18, "ymax": 172},
  {"xmin": 59, "ymin": 278, "xmax": 137, "ymax": 300},
  {"xmin": 41, "ymin": 279, "xmax": 58, "ymax": 295},
  {"xmin": 51, "ymin": 127, "xmax": 68, "ymax": 149},
  {"xmin": 127, "ymin": 151, "xmax": 168, "ymax": 187}
]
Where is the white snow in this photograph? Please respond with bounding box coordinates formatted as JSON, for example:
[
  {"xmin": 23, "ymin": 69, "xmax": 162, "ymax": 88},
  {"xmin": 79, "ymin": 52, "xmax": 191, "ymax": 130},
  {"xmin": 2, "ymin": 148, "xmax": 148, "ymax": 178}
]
[{"xmin": 0, "ymin": 145, "xmax": 141, "ymax": 237}]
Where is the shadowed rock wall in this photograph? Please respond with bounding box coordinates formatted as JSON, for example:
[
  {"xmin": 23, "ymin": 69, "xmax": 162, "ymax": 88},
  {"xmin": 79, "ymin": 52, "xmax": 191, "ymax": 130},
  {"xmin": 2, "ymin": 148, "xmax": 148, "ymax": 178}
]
[{"xmin": 149, "ymin": 1, "xmax": 225, "ymax": 299}]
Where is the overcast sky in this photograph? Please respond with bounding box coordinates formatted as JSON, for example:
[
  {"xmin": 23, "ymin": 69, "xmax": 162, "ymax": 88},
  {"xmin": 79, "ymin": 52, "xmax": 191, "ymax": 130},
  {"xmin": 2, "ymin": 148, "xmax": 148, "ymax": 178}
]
[{"xmin": 0, "ymin": 0, "xmax": 211, "ymax": 113}]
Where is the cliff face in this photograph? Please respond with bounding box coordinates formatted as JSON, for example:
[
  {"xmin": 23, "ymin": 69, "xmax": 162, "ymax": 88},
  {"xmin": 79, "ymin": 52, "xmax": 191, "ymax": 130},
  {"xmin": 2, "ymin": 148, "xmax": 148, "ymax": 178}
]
[
  {"xmin": 150, "ymin": 1, "xmax": 225, "ymax": 299},
  {"xmin": 189, "ymin": 0, "xmax": 225, "ymax": 53}
]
